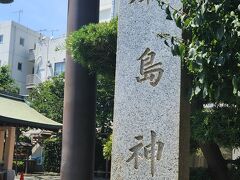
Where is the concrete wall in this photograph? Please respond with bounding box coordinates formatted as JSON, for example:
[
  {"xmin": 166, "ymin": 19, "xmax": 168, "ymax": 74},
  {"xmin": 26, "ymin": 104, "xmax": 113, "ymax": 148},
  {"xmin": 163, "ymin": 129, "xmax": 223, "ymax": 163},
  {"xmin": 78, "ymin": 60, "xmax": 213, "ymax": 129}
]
[
  {"xmin": 9, "ymin": 22, "xmax": 40, "ymax": 95},
  {"xmin": 0, "ymin": 22, "xmax": 12, "ymax": 67},
  {"xmin": 34, "ymin": 36, "xmax": 66, "ymax": 81},
  {"xmin": 0, "ymin": 21, "xmax": 40, "ymax": 95},
  {"xmin": 100, "ymin": 0, "xmax": 112, "ymax": 22}
]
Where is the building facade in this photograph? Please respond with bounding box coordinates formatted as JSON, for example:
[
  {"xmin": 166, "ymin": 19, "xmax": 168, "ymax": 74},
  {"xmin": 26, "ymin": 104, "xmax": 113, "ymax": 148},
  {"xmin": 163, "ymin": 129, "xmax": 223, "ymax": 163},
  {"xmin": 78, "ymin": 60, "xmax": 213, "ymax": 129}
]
[
  {"xmin": 0, "ymin": 0, "xmax": 116, "ymax": 95},
  {"xmin": 0, "ymin": 21, "xmax": 40, "ymax": 95},
  {"xmin": 100, "ymin": 0, "xmax": 113, "ymax": 22},
  {"xmin": 27, "ymin": 35, "xmax": 66, "ymax": 90}
]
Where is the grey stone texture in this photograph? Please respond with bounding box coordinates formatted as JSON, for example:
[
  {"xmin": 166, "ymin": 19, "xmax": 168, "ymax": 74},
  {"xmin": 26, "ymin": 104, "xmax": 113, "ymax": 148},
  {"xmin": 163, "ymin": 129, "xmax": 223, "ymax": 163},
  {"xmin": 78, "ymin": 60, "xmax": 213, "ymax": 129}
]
[{"xmin": 111, "ymin": 0, "xmax": 182, "ymax": 179}]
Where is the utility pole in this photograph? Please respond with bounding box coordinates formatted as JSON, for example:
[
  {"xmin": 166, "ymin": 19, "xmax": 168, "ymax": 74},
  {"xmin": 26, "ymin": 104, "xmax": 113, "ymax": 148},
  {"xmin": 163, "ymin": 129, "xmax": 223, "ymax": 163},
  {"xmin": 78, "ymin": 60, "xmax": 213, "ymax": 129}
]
[{"xmin": 61, "ymin": 0, "xmax": 99, "ymax": 180}]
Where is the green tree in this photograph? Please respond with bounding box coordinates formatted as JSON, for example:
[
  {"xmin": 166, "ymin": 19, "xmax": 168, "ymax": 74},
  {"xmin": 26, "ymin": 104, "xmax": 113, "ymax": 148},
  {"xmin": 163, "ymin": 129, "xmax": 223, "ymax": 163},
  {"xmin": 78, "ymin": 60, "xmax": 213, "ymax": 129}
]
[
  {"xmin": 30, "ymin": 19, "xmax": 117, "ymax": 133},
  {"xmin": 28, "ymin": 75, "xmax": 64, "ymax": 172},
  {"xmin": 157, "ymin": 0, "xmax": 240, "ymax": 179},
  {"xmin": 29, "ymin": 19, "xmax": 117, "ymax": 171},
  {"xmin": 67, "ymin": 18, "xmax": 117, "ymax": 77},
  {"xmin": 28, "ymin": 74, "xmax": 64, "ymax": 123},
  {"xmin": 67, "ymin": 18, "xmax": 118, "ymax": 134},
  {"xmin": 96, "ymin": 75, "xmax": 114, "ymax": 134},
  {"xmin": 0, "ymin": 66, "xmax": 19, "ymax": 94},
  {"xmin": 67, "ymin": 19, "xmax": 117, "ymax": 165},
  {"xmin": 103, "ymin": 134, "xmax": 112, "ymax": 160},
  {"xmin": 28, "ymin": 73, "xmax": 114, "ymax": 133},
  {"xmin": 43, "ymin": 138, "xmax": 62, "ymax": 173}
]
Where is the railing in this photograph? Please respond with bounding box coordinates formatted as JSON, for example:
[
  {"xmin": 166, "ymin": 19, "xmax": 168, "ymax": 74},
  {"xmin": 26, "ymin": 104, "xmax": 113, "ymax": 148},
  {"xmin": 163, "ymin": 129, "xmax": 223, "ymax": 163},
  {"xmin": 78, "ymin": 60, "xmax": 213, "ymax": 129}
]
[{"xmin": 26, "ymin": 74, "xmax": 42, "ymax": 88}]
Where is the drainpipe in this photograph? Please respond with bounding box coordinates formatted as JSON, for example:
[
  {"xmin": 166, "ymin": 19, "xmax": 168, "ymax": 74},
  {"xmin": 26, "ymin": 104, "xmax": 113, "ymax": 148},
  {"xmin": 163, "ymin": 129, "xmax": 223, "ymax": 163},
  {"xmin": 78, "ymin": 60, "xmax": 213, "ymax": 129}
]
[{"xmin": 61, "ymin": 0, "xmax": 99, "ymax": 180}]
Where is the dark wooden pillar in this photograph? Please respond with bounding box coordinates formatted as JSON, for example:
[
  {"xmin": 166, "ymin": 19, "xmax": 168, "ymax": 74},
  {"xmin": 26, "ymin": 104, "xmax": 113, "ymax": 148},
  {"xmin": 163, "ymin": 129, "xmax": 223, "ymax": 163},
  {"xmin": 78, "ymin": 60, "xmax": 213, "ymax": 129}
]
[{"xmin": 61, "ymin": 0, "xmax": 99, "ymax": 180}]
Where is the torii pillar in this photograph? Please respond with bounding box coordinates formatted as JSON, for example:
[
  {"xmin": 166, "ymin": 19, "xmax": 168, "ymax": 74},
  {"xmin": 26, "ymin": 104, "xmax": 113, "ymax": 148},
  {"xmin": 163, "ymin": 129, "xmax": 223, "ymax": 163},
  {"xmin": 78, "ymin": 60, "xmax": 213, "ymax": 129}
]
[
  {"xmin": 3, "ymin": 127, "xmax": 15, "ymax": 170},
  {"xmin": 61, "ymin": 0, "xmax": 99, "ymax": 180},
  {"xmin": 0, "ymin": 127, "xmax": 16, "ymax": 169},
  {"xmin": 0, "ymin": 128, "xmax": 5, "ymax": 161}
]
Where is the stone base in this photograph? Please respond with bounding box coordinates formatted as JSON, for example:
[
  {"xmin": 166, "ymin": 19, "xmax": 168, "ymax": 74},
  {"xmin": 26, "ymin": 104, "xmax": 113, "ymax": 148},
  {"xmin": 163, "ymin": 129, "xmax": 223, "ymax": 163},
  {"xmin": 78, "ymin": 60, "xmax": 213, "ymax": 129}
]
[{"xmin": 5, "ymin": 170, "xmax": 15, "ymax": 180}]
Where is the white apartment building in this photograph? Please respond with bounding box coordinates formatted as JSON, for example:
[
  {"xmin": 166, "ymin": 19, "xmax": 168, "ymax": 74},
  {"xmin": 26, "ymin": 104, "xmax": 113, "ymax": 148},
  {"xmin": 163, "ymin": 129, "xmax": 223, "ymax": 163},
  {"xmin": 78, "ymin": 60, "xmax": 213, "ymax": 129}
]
[
  {"xmin": 0, "ymin": 21, "xmax": 40, "ymax": 95},
  {"xmin": 28, "ymin": 35, "xmax": 66, "ymax": 88},
  {"xmin": 100, "ymin": 0, "xmax": 113, "ymax": 22},
  {"xmin": 0, "ymin": 0, "xmax": 115, "ymax": 95}
]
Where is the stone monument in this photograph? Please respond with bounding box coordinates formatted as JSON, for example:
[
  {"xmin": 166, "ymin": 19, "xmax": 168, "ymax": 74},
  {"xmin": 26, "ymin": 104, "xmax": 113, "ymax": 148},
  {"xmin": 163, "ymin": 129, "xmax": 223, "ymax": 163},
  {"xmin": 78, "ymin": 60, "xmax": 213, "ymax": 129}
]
[{"xmin": 111, "ymin": 0, "xmax": 189, "ymax": 179}]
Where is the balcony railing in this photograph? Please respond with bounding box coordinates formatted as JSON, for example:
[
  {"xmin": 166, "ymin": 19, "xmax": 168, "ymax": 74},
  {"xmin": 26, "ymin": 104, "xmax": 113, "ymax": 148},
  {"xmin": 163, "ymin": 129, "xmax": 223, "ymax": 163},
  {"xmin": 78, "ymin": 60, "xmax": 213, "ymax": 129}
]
[{"xmin": 26, "ymin": 74, "xmax": 42, "ymax": 89}]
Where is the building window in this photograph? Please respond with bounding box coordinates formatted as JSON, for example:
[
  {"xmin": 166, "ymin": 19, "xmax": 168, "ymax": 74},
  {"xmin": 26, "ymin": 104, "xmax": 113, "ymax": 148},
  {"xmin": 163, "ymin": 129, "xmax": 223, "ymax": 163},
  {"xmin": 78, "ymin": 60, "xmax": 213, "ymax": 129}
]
[
  {"xmin": 17, "ymin": 62, "xmax": 22, "ymax": 71},
  {"xmin": 0, "ymin": 35, "xmax": 3, "ymax": 44},
  {"xmin": 20, "ymin": 37, "xmax": 24, "ymax": 46},
  {"xmin": 54, "ymin": 62, "xmax": 65, "ymax": 76}
]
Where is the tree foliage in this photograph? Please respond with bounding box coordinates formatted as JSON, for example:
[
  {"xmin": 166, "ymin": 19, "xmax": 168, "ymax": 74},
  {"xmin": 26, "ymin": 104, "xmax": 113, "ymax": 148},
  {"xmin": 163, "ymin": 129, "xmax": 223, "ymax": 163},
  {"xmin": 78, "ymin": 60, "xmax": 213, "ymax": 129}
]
[
  {"xmin": 158, "ymin": 0, "xmax": 240, "ymax": 147},
  {"xmin": 28, "ymin": 74, "xmax": 64, "ymax": 123},
  {"xmin": 67, "ymin": 18, "xmax": 118, "ymax": 77},
  {"xmin": 67, "ymin": 19, "xmax": 117, "ymax": 133},
  {"xmin": 103, "ymin": 134, "xmax": 112, "ymax": 160},
  {"xmin": 43, "ymin": 137, "xmax": 62, "ymax": 173},
  {"xmin": 30, "ymin": 19, "xmax": 117, "ymax": 132},
  {"xmin": 192, "ymin": 106, "xmax": 240, "ymax": 147},
  {"xmin": 28, "ymin": 20, "xmax": 117, "ymax": 166},
  {"xmin": 96, "ymin": 75, "xmax": 114, "ymax": 134},
  {"xmin": 158, "ymin": 0, "xmax": 240, "ymax": 178},
  {"xmin": 29, "ymin": 73, "xmax": 114, "ymax": 134},
  {"xmin": 0, "ymin": 66, "xmax": 19, "ymax": 94}
]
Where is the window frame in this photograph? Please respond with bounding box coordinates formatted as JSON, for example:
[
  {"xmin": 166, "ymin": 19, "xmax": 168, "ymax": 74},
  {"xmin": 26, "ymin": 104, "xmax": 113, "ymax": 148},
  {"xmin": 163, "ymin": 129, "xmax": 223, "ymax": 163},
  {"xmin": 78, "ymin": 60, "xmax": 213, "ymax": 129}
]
[
  {"xmin": 20, "ymin": 37, "xmax": 25, "ymax": 46},
  {"xmin": 54, "ymin": 62, "xmax": 65, "ymax": 76},
  {"xmin": 17, "ymin": 62, "xmax": 22, "ymax": 71}
]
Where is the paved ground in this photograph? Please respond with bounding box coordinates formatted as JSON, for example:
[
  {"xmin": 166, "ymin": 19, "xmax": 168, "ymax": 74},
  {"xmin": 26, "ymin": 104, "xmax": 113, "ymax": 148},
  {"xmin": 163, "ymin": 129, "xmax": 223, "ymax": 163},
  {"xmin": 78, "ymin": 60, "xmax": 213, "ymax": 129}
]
[
  {"xmin": 15, "ymin": 174, "xmax": 108, "ymax": 180},
  {"xmin": 15, "ymin": 174, "xmax": 60, "ymax": 180}
]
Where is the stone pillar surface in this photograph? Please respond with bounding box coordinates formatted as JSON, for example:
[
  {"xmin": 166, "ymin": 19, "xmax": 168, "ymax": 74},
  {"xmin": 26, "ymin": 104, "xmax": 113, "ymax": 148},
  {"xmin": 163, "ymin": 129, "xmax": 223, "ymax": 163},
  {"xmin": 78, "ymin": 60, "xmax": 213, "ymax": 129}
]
[{"xmin": 111, "ymin": 0, "xmax": 188, "ymax": 179}]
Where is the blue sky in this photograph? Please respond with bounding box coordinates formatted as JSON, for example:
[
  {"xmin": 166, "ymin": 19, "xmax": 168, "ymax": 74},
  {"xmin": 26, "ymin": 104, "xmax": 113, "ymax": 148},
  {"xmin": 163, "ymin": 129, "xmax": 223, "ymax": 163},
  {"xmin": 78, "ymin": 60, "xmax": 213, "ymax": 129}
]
[{"xmin": 0, "ymin": 0, "xmax": 68, "ymax": 37}]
